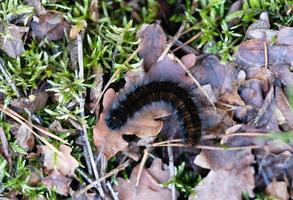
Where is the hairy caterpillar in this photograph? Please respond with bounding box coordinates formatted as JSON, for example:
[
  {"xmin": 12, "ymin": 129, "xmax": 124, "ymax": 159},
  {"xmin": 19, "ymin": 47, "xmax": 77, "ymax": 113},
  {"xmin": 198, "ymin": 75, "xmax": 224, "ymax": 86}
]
[{"xmin": 105, "ymin": 80, "xmax": 201, "ymax": 144}]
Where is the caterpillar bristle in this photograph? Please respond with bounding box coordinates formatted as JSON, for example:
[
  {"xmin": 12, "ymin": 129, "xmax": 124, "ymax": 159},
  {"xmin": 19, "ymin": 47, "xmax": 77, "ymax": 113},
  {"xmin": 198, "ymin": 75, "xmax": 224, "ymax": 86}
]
[{"xmin": 105, "ymin": 81, "xmax": 201, "ymax": 144}]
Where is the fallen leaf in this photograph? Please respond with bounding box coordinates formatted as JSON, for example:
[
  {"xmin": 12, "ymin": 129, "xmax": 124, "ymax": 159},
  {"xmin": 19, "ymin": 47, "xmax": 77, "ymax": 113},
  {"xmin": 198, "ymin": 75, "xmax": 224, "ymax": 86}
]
[
  {"xmin": 255, "ymin": 151, "xmax": 293, "ymax": 188},
  {"xmin": 40, "ymin": 144, "xmax": 79, "ymax": 176},
  {"xmin": 0, "ymin": 23, "xmax": 28, "ymax": 58},
  {"xmin": 114, "ymin": 158, "xmax": 174, "ymax": 200},
  {"xmin": 42, "ymin": 169, "xmax": 72, "ymax": 196},
  {"xmin": 275, "ymin": 87, "xmax": 293, "ymax": 129},
  {"xmin": 31, "ymin": 12, "xmax": 70, "ymax": 41},
  {"xmin": 14, "ymin": 124, "xmax": 35, "ymax": 152},
  {"xmin": 93, "ymin": 89, "xmax": 128, "ymax": 159},
  {"xmin": 277, "ymin": 27, "xmax": 293, "ymax": 46},
  {"xmin": 137, "ymin": 23, "xmax": 167, "ymax": 71},
  {"xmin": 265, "ymin": 181, "xmax": 289, "ymax": 200},
  {"xmin": 181, "ymin": 54, "xmax": 197, "ymax": 69},
  {"xmin": 121, "ymin": 103, "xmax": 171, "ymax": 138},
  {"xmin": 145, "ymin": 55, "xmax": 194, "ymax": 87},
  {"xmin": 194, "ymin": 149, "xmax": 254, "ymax": 171},
  {"xmin": 93, "ymin": 113, "xmax": 128, "ymax": 159},
  {"xmin": 236, "ymin": 39, "xmax": 293, "ymax": 70},
  {"xmin": 49, "ymin": 120, "xmax": 72, "ymax": 133},
  {"xmin": 189, "ymin": 167, "xmax": 255, "ymax": 200},
  {"xmin": 10, "ymin": 92, "xmax": 49, "ymax": 112}
]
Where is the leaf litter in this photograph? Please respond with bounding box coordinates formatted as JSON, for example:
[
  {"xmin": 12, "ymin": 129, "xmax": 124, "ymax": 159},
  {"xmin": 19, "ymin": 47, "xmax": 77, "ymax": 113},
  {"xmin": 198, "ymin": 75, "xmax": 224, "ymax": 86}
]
[{"xmin": 0, "ymin": 1, "xmax": 293, "ymax": 199}]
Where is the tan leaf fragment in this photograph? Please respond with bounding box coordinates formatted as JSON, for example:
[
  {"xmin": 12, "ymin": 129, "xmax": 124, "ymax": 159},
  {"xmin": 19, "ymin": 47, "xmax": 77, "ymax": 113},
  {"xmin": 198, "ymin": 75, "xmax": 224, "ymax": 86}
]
[
  {"xmin": 189, "ymin": 167, "xmax": 255, "ymax": 200},
  {"xmin": 114, "ymin": 158, "xmax": 174, "ymax": 200},
  {"xmin": 42, "ymin": 169, "xmax": 72, "ymax": 196},
  {"xmin": 15, "ymin": 124, "xmax": 35, "ymax": 152},
  {"xmin": 40, "ymin": 144, "xmax": 79, "ymax": 176},
  {"xmin": 265, "ymin": 181, "xmax": 289, "ymax": 200},
  {"xmin": 137, "ymin": 23, "xmax": 167, "ymax": 72}
]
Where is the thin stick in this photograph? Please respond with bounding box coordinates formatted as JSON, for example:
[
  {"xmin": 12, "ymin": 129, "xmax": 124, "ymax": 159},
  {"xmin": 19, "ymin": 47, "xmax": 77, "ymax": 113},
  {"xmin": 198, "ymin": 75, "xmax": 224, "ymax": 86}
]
[
  {"xmin": 0, "ymin": 105, "xmax": 67, "ymax": 144},
  {"xmin": 77, "ymin": 34, "xmax": 105, "ymax": 197},
  {"xmin": 106, "ymin": 181, "xmax": 119, "ymax": 200},
  {"xmin": 264, "ymin": 41, "xmax": 268, "ymax": 68},
  {"xmin": 76, "ymin": 168, "xmax": 100, "ymax": 192},
  {"xmin": 172, "ymin": 31, "xmax": 202, "ymax": 52},
  {"xmin": 135, "ymin": 148, "xmax": 149, "ymax": 188},
  {"xmin": 75, "ymin": 160, "xmax": 130, "ymax": 196},
  {"xmin": 167, "ymin": 145, "xmax": 176, "ymax": 200},
  {"xmin": 201, "ymin": 132, "xmax": 270, "ymax": 140},
  {"xmin": 0, "ymin": 107, "xmax": 61, "ymax": 155},
  {"xmin": 172, "ymin": 54, "xmax": 216, "ymax": 109},
  {"xmin": 157, "ymin": 22, "xmax": 186, "ymax": 61},
  {"xmin": 195, "ymin": 144, "xmax": 263, "ymax": 151}
]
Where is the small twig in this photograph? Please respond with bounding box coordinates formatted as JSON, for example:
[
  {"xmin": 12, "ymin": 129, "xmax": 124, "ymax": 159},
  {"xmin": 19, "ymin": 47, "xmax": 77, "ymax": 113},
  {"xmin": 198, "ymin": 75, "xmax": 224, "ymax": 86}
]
[
  {"xmin": 148, "ymin": 139, "xmax": 184, "ymax": 146},
  {"xmin": 135, "ymin": 148, "xmax": 149, "ymax": 188},
  {"xmin": 75, "ymin": 160, "xmax": 130, "ymax": 197},
  {"xmin": 264, "ymin": 41, "xmax": 268, "ymax": 68},
  {"xmin": 0, "ymin": 105, "xmax": 67, "ymax": 143},
  {"xmin": 91, "ymin": 42, "xmax": 144, "ymax": 114},
  {"xmin": 172, "ymin": 31, "xmax": 202, "ymax": 53},
  {"xmin": 195, "ymin": 144, "xmax": 263, "ymax": 151},
  {"xmin": 157, "ymin": 22, "xmax": 187, "ymax": 61},
  {"xmin": 0, "ymin": 105, "xmax": 63, "ymax": 155},
  {"xmin": 167, "ymin": 145, "xmax": 176, "ymax": 200},
  {"xmin": 172, "ymin": 54, "xmax": 216, "ymax": 109},
  {"xmin": 106, "ymin": 181, "xmax": 119, "ymax": 200},
  {"xmin": 201, "ymin": 132, "xmax": 270, "ymax": 140},
  {"xmin": 77, "ymin": 34, "xmax": 105, "ymax": 197},
  {"xmin": 76, "ymin": 168, "xmax": 100, "ymax": 192}
]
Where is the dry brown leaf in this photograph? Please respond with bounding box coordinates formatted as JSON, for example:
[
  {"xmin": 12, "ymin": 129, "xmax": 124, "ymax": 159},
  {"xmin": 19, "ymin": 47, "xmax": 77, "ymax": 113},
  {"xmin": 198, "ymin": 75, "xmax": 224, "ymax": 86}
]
[
  {"xmin": 31, "ymin": 12, "xmax": 70, "ymax": 41},
  {"xmin": 265, "ymin": 181, "xmax": 289, "ymax": 200},
  {"xmin": 236, "ymin": 39, "xmax": 293, "ymax": 70},
  {"xmin": 10, "ymin": 92, "xmax": 48, "ymax": 112},
  {"xmin": 181, "ymin": 54, "xmax": 197, "ymax": 69},
  {"xmin": 14, "ymin": 124, "xmax": 35, "ymax": 152},
  {"xmin": 49, "ymin": 120, "xmax": 71, "ymax": 133},
  {"xmin": 189, "ymin": 167, "xmax": 255, "ymax": 200},
  {"xmin": 137, "ymin": 23, "xmax": 167, "ymax": 71},
  {"xmin": 0, "ymin": 23, "xmax": 28, "ymax": 58},
  {"xmin": 114, "ymin": 158, "xmax": 174, "ymax": 200},
  {"xmin": 194, "ymin": 149, "xmax": 254, "ymax": 171},
  {"xmin": 275, "ymin": 87, "xmax": 293, "ymax": 129},
  {"xmin": 145, "ymin": 55, "xmax": 194, "ymax": 86},
  {"xmin": 93, "ymin": 89, "xmax": 128, "ymax": 159},
  {"xmin": 121, "ymin": 104, "xmax": 171, "ymax": 138},
  {"xmin": 42, "ymin": 169, "xmax": 72, "ymax": 196},
  {"xmin": 40, "ymin": 144, "xmax": 79, "ymax": 176},
  {"xmin": 93, "ymin": 113, "xmax": 128, "ymax": 159},
  {"xmin": 277, "ymin": 27, "xmax": 293, "ymax": 46}
]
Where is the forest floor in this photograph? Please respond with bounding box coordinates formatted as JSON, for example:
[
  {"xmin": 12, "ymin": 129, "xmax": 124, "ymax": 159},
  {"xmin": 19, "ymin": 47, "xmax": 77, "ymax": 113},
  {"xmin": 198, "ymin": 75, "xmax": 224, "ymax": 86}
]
[{"xmin": 0, "ymin": 0, "xmax": 293, "ymax": 200}]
